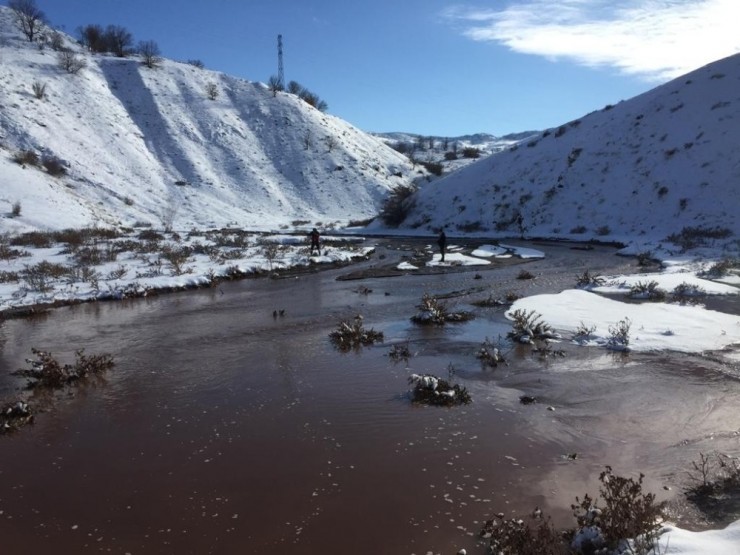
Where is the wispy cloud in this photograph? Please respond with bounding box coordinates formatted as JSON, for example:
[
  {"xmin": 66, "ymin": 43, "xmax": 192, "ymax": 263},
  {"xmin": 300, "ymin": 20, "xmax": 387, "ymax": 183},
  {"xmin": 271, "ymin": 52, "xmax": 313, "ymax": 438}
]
[{"xmin": 443, "ymin": 0, "xmax": 740, "ymax": 80}]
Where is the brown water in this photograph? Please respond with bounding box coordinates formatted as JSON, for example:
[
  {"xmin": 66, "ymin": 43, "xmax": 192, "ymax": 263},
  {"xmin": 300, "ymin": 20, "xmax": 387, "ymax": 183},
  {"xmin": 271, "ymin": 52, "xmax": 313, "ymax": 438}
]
[{"xmin": 1, "ymin": 239, "xmax": 739, "ymax": 554}]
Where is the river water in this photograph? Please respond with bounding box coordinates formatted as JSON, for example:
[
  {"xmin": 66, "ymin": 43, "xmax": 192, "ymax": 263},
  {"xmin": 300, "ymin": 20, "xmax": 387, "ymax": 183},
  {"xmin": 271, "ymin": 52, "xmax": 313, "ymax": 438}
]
[{"xmin": 0, "ymin": 238, "xmax": 738, "ymax": 554}]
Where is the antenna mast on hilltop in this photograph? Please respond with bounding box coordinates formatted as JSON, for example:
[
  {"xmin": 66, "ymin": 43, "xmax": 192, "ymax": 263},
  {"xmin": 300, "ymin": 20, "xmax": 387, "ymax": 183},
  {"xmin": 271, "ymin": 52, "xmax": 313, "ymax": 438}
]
[{"xmin": 277, "ymin": 34, "xmax": 284, "ymax": 89}]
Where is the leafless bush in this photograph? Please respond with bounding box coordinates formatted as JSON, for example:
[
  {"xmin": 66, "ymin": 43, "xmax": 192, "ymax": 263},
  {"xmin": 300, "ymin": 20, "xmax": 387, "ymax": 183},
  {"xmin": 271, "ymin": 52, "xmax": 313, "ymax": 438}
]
[
  {"xmin": 12, "ymin": 348, "xmax": 114, "ymax": 389},
  {"xmin": 205, "ymin": 82, "xmax": 219, "ymax": 100},
  {"xmin": 666, "ymin": 226, "xmax": 732, "ymax": 251},
  {"xmin": 138, "ymin": 39, "xmax": 161, "ymax": 68},
  {"xmin": 576, "ymin": 270, "xmax": 605, "ymax": 288},
  {"xmin": 480, "ymin": 514, "xmax": 567, "ymax": 555},
  {"xmin": 629, "ymin": 280, "xmax": 666, "ymax": 301},
  {"xmin": 606, "ymin": 318, "xmax": 631, "ymax": 351},
  {"xmin": 573, "ymin": 321, "xmax": 597, "ymax": 343},
  {"xmin": 672, "ymin": 282, "xmax": 706, "ymax": 303},
  {"xmin": 571, "ymin": 466, "xmax": 664, "ymax": 555},
  {"xmin": 57, "ymin": 49, "xmax": 86, "ymax": 74},
  {"xmin": 21, "ymin": 261, "xmax": 67, "ymax": 292},
  {"xmin": 329, "ymin": 315, "xmax": 383, "ymax": 352},
  {"xmin": 107, "ymin": 265, "xmax": 128, "ymax": 280},
  {"xmin": 411, "ymin": 293, "xmax": 472, "ymax": 325},
  {"xmin": 42, "ymin": 155, "xmax": 67, "ymax": 176},
  {"xmin": 31, "ymin": 80, "xmax": 46, "ymax": 99},
  {"xmin": 477, "ymin": 337, "xmax": 506, "ymax": 367},
  {"xmin": 701, "ymin": 258, "xmax": 738, "ymax": 278},
  {"xmin": 387, "ymin": 342, "xmax": 411, "ymax": 362},
  {"xmin": 12, "ymin": 149, "xmax": 39, "ymax": 166},
  {"xmin": 11, "ymin": 201, "xmax": 22, "ymax": 217},
  {"xmin": 161, "ymin": 246, "xmax": 191, "ymax": 275}
]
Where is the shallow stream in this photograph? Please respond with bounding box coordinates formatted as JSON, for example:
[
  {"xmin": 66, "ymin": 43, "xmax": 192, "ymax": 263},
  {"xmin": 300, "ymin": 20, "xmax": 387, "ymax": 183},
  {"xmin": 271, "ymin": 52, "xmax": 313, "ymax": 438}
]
[{"xmin": 1, "ymin": 238, "xmax": 738, "ymax": 554}]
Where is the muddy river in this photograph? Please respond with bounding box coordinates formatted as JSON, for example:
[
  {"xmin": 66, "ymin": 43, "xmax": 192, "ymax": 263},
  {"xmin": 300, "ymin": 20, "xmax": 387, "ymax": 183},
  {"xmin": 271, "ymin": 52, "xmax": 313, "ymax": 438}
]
[{"xmin": 1, "ymin": 238, "xmax": 738, "ymax": 554}]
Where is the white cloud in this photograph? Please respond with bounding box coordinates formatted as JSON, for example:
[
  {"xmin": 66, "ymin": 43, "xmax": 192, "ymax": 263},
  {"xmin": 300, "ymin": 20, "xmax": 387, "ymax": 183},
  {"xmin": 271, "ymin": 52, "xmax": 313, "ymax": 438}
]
[{"xmin": 443, "ymin": 0, "xmax": 740, "ymax": 80}]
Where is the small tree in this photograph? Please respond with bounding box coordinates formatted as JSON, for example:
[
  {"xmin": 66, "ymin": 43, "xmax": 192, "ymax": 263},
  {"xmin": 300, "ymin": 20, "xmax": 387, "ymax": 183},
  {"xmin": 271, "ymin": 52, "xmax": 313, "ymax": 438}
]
[
  {"xmin": 287, "ymin": 80, "xmax": 302, "ymax": 95},
  {"xmin": 104, "ymin": 25, "xmax": 133, "ymax": 57},
  {"xmin": 205, "ymin": 82, "xmax": 219, "ymax": 100},
  {"xmin": 138, "ymin": 40, "xmax": 161, "ymax": 68},
  {"xmin": 57, "ymin": 49, "xmax": 86, "ymax": 74},
  {"xmin": 9, "ymin": 0, "xmax": 46, "ymax": 42},
  {"xmin": 186, "ymin": 59, "xmax": 204, "ymax": 68},
  {"xmin": 78, "ymin": 24, "xmax": 106, "ymax": 53}
]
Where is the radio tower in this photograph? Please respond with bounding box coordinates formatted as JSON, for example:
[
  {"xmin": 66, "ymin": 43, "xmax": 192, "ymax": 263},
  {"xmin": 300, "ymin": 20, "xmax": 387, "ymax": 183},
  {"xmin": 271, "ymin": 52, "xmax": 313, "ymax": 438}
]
[{"xmin": 277, "ymin": 34, "xmax": 284, "ymax": 89}]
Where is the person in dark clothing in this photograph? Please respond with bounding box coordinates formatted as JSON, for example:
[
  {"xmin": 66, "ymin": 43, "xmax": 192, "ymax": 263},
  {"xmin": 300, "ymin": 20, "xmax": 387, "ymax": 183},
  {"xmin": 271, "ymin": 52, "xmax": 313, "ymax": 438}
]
[
  {"xmin": 437, "ymin": 229, "xmax": 447, "ymax": 262},
  {"xmin": 309, "ymin": 228, "xmax": 321, "ymax": 254}
]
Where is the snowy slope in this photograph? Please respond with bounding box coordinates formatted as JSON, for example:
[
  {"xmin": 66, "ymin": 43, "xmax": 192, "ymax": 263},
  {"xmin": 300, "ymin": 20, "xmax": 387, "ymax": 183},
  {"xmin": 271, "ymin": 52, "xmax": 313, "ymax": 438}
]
[
  {"xmin": 0, "ymin": 7, "xmax": 420, "ymax": 233},
  {"xmin": 398, "ymin": 53, "xmax": 740, "ymax": 248}
]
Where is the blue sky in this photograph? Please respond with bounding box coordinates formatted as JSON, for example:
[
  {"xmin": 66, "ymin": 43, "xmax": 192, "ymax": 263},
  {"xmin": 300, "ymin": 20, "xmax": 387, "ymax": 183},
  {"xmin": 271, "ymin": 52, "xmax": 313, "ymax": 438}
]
[{"xmin": 19, "ymin": 0, "xmax": 740, "ymax": 137}]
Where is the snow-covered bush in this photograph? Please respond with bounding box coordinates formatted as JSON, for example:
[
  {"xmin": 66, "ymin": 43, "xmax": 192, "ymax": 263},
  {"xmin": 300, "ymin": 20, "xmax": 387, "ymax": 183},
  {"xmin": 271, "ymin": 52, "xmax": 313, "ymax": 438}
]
[
  {"xmin": 56, "ymin": 49, "xmax": 86, "ymax": 74},
  {"xmin": 571, "ymin": 467, "xmax": 664, "ymax": 555},
  {"xmin": 507, "ymin": 308, "xmax": 560, "ymax": 344},
  {"xmin": 606, "ymin": 318, "xmax": 631, "ymax": 351},
  {"xmin": 575, "ymin": 269, "xmax": 606, "ymax": 288},
  {"xmin": 0, "ymin": 400, "xmax": 33, "ymax": 435},
  {"xmin": 629, "ymin": 280, "xmax": 666, "ymax": 301},
  {"xmin": 329, "ymin": 315, "xmax": 383, "ymax": 351},
  {"xmin": 477, "ymin": 337, "xmax": 506, "ymax": 367},
  {"xmin": 411, "ymin": 293, "xmax": 472, "ymax": 325},
  {"xmin": 407, "ymin": 373, "xmax": 471, "ymax": 406}
]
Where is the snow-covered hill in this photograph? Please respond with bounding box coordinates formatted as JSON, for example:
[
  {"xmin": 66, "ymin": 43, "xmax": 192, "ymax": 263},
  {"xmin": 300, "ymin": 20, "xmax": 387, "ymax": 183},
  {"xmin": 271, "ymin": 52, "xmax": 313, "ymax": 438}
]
[
  {"xmin": 397, "ymin": 54, "xmax": 740, "ymax": 250},
  {"xmin": 0, "ymin": 7, "xmax": 420, "ymax": 234}
]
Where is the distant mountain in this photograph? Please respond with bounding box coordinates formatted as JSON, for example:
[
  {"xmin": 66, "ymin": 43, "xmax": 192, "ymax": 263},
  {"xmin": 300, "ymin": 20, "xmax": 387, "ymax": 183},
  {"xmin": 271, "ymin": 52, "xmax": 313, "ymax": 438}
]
[
  {"xmin": 392, "ymin": 53, "xmax": 740, "ymax": 248},
  {"xmin": 0, "ymin": 6, "xmax": 421, "ymax": 233}
]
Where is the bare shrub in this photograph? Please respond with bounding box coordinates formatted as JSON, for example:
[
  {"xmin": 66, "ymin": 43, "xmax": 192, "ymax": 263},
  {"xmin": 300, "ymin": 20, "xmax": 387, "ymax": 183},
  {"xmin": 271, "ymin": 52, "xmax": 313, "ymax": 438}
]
[
  {"xmin": 573, "ymin": 321, "xmax": 597, "ymax": 343},
  {"xmin": 329, "ymin": 315, "xmax": 383, "ymax": 351},
  {"xmin": 57, "ymin": 49, "xmax": 86, "ymax": 74},
  {"xmin": 461, "ymin": 146, "xmax": 481, "ymax": 158},
  {"xmin": 12, "ymin": 348, "xmax": 114, "ymax": 389},
  {"xmin": 596, "ymin": 225, "xmax": 611, "ymax": 236},
  {"xmin": 576, "ymin": 270, "xmax": 605, "ymax": 288},
  {"xmin": 571, "ymin": 466, "xmax": 664, "ymax": 554},
  {"xmin": 411, "ymin": 293, "xmax": 472, "ymax": 325},
  {"xmin": 672, "ymin": 282, "xmax": 706, "ymax": 303},
  {"xmin": 12, "ymin": 149, "xmax": 39, "ymax": 166},
  {"xmin": 517, "ymin": 269, "xmax": 535, "ymax": 280},
  {"xmin": 31, "ymin": 80, "xmax": 46, "ymax": 99},
  {"xmin": 161, "ymin": 246, "xmax": 191, "ymax": 275},
  {"xmin": 138, "ymin": 39, "xmax": 161, "ymax": 68},
  {"xmin": 388, "ymin": 342, "xmax": 411, "ymax": 362},
  {"xmin": 186, "ymin": 59, "xmax": 204, "ymax": 69},
  {"xmin": 606, "ymin": 318, "xmax": 631, "ymax": 351},
  {"xmin": 205, "ymin": 82, "xmax": 219, "ymax": 100},
  {"xmin": 480, "ymin": 514, "xmax": 567, "ymax": 555},
  {"xmin": 42, "ymin": 155, "xmax": 67, "ymax": 176},
  {"xmin": 21, "ymin": 260, "xmax": 67, "ymax": 292},
  {"xmin": 666, "ymin": 226, "xmax": 732, "ymax": 251},
  {"xmin": 11, "ymin": 201, "xmax": 22, "ymax": 217},
  {"xmin": 701, "ymin": 258, "xmax": 738, "ymax": 278},
  {"xmin": 629, "ymin": 280, "xmax": 666, "ymax": 301}
]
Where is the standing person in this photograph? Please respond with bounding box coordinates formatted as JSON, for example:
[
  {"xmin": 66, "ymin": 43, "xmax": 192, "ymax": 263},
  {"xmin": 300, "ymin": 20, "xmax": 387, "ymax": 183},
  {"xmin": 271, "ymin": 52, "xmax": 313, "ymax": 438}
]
[
  {"xmin": 309, "ymin": 227, "xmax": 321, "ymax": 255},
  {"xmin": 437, "ymin": 228, "xmax": 447, "ymax": 262}
]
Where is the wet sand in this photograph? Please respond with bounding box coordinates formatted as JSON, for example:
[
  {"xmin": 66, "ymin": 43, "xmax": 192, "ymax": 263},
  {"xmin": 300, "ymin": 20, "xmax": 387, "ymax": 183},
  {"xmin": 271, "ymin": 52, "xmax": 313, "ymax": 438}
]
[{"xmin": 0, "ymin": 238, "xmax": 738, "ymax": 554}]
